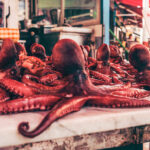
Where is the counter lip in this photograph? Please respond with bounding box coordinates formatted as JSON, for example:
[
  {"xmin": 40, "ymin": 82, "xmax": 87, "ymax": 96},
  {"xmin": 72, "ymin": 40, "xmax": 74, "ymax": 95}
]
[{"xmin": 0, "ymin": 107, "xmax": 150, "ymax": 148}]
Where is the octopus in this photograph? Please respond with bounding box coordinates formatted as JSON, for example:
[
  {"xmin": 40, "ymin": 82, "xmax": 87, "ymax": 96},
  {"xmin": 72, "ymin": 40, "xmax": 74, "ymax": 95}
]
[
  {"xmin": 0, "ymin": 38, "xmax": 17, "ymax": 70},
  {"xmin": 128, "ymin": 44, "xmax": 150, "ymax": 89},
  {"xmin": 109, "ymin": 45, "xmax": 137, "ymax": 75},
  {"xmin": 30, "ymin": 43, "xmax": 47, "ymax": 61},
  {"xmin": 15, "ymin": 42, "xmax": 58, "ymax": 78},
  {"xmin": 88, "ymin": 44, "xmax": 134, "ymax": 85},
  {"xmin": 0, "ymin": 39, "xmax": 150, "ymax": 138}
]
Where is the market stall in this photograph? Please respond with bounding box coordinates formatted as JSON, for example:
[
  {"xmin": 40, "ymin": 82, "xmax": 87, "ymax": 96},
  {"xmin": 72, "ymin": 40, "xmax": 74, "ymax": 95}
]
[{"xmin": 0, "ymin": 0, "xmax": 150, "ymax": 150}]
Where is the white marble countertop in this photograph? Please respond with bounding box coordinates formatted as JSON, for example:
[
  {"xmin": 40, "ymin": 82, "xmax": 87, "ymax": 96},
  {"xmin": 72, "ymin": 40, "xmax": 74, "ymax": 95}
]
[{"xmin": 1, "ymin": 107, "xmax": 150, "ymax": 148}]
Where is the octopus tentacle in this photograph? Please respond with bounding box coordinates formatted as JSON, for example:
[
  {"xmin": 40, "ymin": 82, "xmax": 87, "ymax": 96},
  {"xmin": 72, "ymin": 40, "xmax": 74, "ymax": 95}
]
[
  {"xmin": 19, "ymin": 95, "xmax": 150, "ymax": 138},
  {"xmin": 88, "ymin": 57, "xmax": 97, "ymax": 64},
  {"xmin": 47, "ymin": 79, "xmax": 67, "ymax": 86},
  {"xmin": 74, "ymin": 70, "xmax": 131, "ymax": 95},
  {"xmin": 110, "ymin": 65, "xmax": 127, "ymax": 77},
  {"xmin": 90, "ymin": 78, "xmax": 107, "ymax": 85},
  {"xmin": 87, "ymin": 56, "xmax": 97, "ymax": 69},
  {"xmin": 22, "ymin": 74, "xmax": 40, "ymax": 83},
  {"xmin": 132, "ymin": 83, "xmax": 150, "ymax": 89},
  {"xmin": 110, "ymin": 64, "xmax": 134, "ymax": 79},
  {"xmin": 40, "ymin": 69, "xmax": 63, "ymax": 79},
  {"xmin": 18, "ymin": 96, "xmax": 91, "ymax": 138},
  {"xmin": 111, "ymin": 88, "xmax": 150, "ymax": 98},
  {"xmin": 22, "ymin": 74, "xmax": 68, "ymax": 92},
  {"xmin": 0, "ymin": 94, "xmax": 61, "ymax": 114},
  {"xmin": 111, "ymin": 76, "xmax": 123, "ymax": 84},
  {"xmin": 88, "ymin": 62, "xmax": 97, "ymax": 69},
  {"xmin": 88, "ymin": 95, "xmax": 150, "ymax": 108},
  {"xmin": 0, "ymin": 78, "xmax": 41, "ymax": 97},
  {"xmin": 90, "ymin": 70, "xmax": 111, "ymax": 83},
  {"xmin": 0, "ymin": 87, "xmax": 10, "ymax": 102},
  {"xmin": 40, "ymin": 74, "xmax": 58, "ymax": 85},
  {"xmin": 96, "ymin": 82, "xmax": 131, "ymax": 94}
]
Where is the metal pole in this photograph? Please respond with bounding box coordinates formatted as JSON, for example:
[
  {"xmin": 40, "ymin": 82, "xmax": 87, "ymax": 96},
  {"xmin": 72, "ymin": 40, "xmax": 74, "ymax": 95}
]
[
  {"xmin": 60, "ymin": 0, "xmax": 65, "ymax": 26},
  {"xmin": 103, "ymin": 0, "xmax": 110, "ymax": 45}
]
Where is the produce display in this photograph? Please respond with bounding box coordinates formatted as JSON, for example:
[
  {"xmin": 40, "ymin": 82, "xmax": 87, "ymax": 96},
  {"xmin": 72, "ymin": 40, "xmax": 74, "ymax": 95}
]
[{"xmin": 0, "ymin": 38, "xmax": 149, "ymax": 138}]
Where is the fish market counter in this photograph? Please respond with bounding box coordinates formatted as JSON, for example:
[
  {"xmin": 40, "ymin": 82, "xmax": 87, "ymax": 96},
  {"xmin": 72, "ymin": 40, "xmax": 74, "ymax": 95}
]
[{"xmin": 1, "ymin": 107, "xmax": 150, "ymax": 150}]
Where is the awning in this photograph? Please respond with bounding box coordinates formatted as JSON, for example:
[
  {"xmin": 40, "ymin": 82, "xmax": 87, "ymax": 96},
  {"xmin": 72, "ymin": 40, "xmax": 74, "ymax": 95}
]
[
  {"xmin": 116, "ymin": 1, "xmax": 143, "ymax": 16},
  {"xmin": 116, "ymin": 0, "xmax": 150, "ymax": 8},
  {"xmin": 115, "ymin": 0, "xmax": 143, "ymax": 27},
  {"xmin": 116, "ymin": 0, "xmax": 142, "ymax": 7}
]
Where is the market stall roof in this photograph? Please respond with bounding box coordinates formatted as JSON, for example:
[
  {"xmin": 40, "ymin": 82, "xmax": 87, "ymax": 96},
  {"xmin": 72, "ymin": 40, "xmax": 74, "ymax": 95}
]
[
  {"xmin": 116, "ymin": 0, "xmax": 143, "ymax": 16},
  {"xmin": 116, "ymin": 0, "xmax": 143, "ymax": 7},
  {"xmin": 116, "ymin": 0, "xmax": 150, "ymax": 7},
  {"xmin": 115, "ymin": 0, "xmax": 143, "ymax": 27}
]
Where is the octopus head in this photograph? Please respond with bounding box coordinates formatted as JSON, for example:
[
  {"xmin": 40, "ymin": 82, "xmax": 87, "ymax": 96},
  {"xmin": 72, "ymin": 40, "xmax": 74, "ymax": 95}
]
[
  {"xmin": 96, "ymin": 43, "xmax": 110, "ymax": 62},
  {"xmin": 129, "ymin": 44, "xmax": 150, "ymax": 72},
  {"xmin": 14, "ymin": 41, "xmax": 27, "ymax": 59},
  {"xmin": 30, "ymin": 43, "xmax": 47, "ymax": 61},
  {"xmin": 52, "ymin": 39, "xmax": 85, "ymax": 76}
]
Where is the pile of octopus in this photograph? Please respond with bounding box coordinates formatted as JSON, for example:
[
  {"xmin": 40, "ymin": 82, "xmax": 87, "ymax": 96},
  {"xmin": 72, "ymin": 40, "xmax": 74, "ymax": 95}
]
[{"xmin": 0, "ymin": 38, "xmax": 149, "ymax": 138}]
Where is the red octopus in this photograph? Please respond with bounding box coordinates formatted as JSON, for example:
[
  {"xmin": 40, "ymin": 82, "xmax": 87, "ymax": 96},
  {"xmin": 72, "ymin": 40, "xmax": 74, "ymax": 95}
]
[
  {"xmin": 30, "ymin": 43, "xmax": 47, "ymax": 61},
  {"xmin": 128, "ymin": 44, "xmax": 150, "ymax": 89},
  {"xmin": 88, "ymin": 44, "xmax": 134, "ymax": 84}
]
